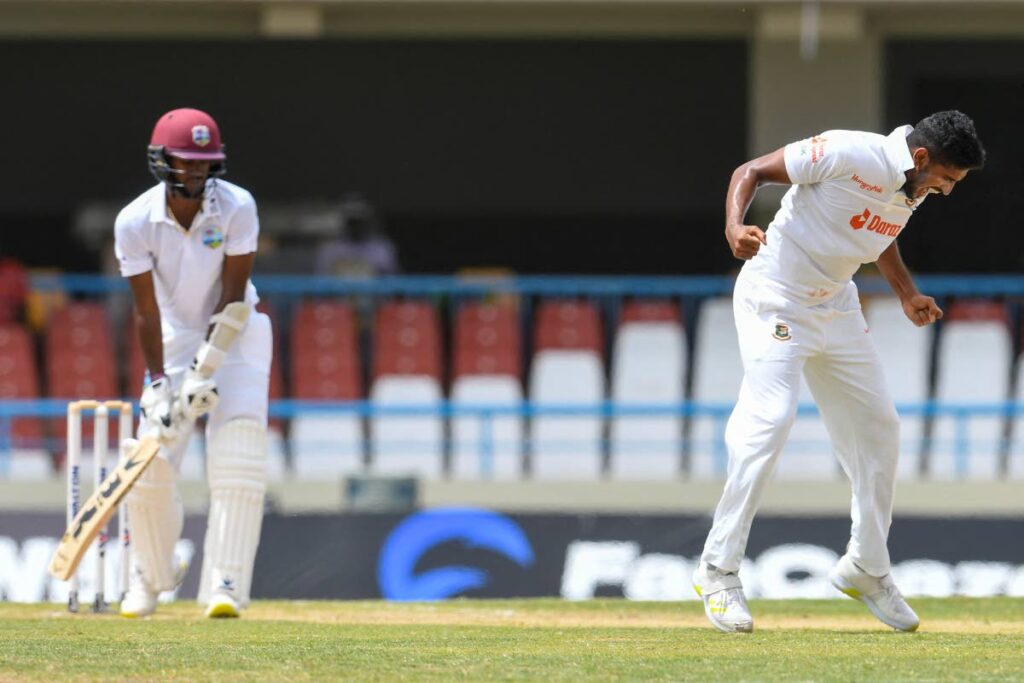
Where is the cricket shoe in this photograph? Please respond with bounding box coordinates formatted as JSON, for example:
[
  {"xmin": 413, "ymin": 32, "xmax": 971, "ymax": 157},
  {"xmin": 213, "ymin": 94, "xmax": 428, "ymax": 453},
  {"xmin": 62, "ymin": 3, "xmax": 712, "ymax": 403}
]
[
  {"xmin": 205, "ymin": 590, "xmax": 241, "ymax": 619},
  {"xmin": 120, "ymin": 559, "xmax": 189, "ymax": 618},
  {"xmin": 829, "ymin": 554, "xmax": 919, "ymax": 632},
  {"xmin": 692, "ymin": 562, "xmax": 753, "ymax": 633}
]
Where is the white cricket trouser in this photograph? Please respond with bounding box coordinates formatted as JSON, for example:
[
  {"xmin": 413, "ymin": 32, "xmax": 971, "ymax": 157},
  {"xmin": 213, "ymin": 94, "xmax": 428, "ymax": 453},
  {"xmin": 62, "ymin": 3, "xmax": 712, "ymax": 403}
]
[
  {"xmin": 138, "ymin": 311, "xmax": 273, "ymax": 466},
  {"xmin": 700, "ymin": 272, "xmax": 900, "ymax": 577}
]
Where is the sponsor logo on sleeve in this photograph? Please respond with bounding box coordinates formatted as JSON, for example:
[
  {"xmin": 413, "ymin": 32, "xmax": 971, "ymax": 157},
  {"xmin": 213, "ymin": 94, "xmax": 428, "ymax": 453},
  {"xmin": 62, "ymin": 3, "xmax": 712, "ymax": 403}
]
[{"xmin": 810, "ymin": 136, "xmax": 827, "ymax": 164}]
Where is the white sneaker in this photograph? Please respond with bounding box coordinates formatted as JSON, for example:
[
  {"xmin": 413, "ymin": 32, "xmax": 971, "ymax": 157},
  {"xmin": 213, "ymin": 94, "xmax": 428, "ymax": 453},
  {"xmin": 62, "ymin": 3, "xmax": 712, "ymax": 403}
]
[
  {"xmin": 692, "ymin": 562, "xmax": 753, "ymax": 633},
  {"xmin": 829, "ymin": 554, "xmax": 919, "ymax": 632},
  {"xmin": 120, "ymin": 559, "xmax": 189, "ymax": 618},
  {"xmin": 205, "ymin": 590, "xmax": 241, "ymax": 619}
]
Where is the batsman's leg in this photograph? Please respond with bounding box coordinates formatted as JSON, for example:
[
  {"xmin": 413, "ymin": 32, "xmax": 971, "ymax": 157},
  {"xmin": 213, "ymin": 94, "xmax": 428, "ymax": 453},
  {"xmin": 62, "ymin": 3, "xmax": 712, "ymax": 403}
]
[
  {"xmin": 199, "ymin": 417, "xmax": 267, "ymax": 618},
  {"xmin": 198, "ymin": 312, "xmax": 272, "ymax": 617}
]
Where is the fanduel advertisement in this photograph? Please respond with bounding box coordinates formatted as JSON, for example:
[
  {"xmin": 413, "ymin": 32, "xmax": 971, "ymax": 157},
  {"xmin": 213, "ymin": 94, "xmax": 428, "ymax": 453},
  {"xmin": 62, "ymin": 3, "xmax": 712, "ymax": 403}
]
[{"xmin": 3, "ymin": 510, "xmax": 1023, "ymax": 603}]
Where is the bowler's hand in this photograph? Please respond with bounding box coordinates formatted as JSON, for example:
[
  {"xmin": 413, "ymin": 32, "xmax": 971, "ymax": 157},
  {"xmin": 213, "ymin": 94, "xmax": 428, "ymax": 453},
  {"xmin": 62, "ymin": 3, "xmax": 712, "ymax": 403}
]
[
  {"xmin": 902, "ymin": 294, "xmax": 943, "ymax": 327},
  {"xmin": 726, "ymin": 223, "xmax": 767, "ymax": 260}
]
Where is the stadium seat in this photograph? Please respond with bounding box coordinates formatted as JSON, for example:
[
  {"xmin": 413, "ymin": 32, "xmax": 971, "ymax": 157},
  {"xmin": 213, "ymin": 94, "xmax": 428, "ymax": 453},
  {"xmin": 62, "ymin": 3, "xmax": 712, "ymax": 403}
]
[
  {"xmin": 0, "ymin": 323, "xmax": 48, "ymax": 478},
  {"xmin": 289, "ymin": 300, "xmax": 364, "ymax": 478},
  {"xmin": 690, "ymin": 297, "xmax": 743, "ymax": 478},
  {"xmin": 865, "ymin": 297, "xmax": 931, "ymax": 479},
  {"xmin": 931, "ymin": 301, "xmax": 1011, "ymax": 479},
  {"xmin": 529, "ymin": 300, "xmax": 604, "ymax": 479},
  {"xmin": 450, "ymin": 302, "xmax": 523, "ymax": 479},
  {"xmin": 609, "ymin": 300, "xmax": 685, "ymax": 479},
  {"xmin": 46, "ymin": 303, "xmax": 119, "ymax": 448},
  {"xmin": 370, "ymin": 301, "xmax": 444, "ymax": 478}
]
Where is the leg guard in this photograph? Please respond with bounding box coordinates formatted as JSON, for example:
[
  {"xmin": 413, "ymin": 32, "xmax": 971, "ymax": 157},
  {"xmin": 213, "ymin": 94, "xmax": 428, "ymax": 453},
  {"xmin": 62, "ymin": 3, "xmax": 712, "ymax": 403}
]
[
  {"xmin": 198, "ymin": 418, "xmax": 267, "ymax": 608},
  {"xmin": 124, "ymin": 455, "xmax": 184, "ymax": 592}
]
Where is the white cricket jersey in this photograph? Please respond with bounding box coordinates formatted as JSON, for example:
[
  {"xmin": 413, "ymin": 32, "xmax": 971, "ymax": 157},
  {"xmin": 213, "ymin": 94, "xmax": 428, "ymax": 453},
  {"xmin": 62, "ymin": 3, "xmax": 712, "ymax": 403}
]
[
  {"xmin": 114, "ymin": 180, "xmax": 260, "ymax": 334},
  {"xmin": 744, "ymin": 125, "xmax": 926, "ymax": 306}
]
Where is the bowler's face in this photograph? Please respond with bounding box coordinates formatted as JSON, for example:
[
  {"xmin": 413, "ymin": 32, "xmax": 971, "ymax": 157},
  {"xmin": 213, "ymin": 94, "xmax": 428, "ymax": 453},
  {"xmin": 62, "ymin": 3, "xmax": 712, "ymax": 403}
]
[{"xmin": 904, "ymin": 149, "xmax": 969, "ymax": 199}]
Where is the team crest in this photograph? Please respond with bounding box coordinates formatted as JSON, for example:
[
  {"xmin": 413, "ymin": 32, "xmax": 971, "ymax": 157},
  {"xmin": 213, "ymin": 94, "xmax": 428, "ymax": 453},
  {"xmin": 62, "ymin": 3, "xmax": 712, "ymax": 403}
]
[
  {"xmin": 202, "ymin": 226, "xmax": 223, "ymax": 249},
  {"xmin": 192, "ymin": 124, "xmax": 211, "ymax": 147},
  {"xmin": 772, "ymin": 323, "xmax": 792, "ymax": 341}
]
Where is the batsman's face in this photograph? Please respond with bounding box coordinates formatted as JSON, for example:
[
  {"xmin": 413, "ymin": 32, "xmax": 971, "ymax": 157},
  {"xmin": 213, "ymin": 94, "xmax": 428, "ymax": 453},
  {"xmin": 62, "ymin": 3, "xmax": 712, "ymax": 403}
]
[
  {"xmin": 904, "ymin": 148, "xmax": 969, "ymax": 199},
  {"xmin": 168, "ymin": 156, "xmax": 211, "ymax": 197}
]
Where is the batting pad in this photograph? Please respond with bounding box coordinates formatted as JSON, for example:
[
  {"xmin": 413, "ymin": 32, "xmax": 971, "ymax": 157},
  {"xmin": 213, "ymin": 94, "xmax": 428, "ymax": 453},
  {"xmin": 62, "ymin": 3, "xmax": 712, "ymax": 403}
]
[
  {"xmin": 124, "ymin": 454, "xmax": 184, "ymax": 591},
  {"xmin": 198, "ymin": 418, "xmax": 267, "ymax": 608}
]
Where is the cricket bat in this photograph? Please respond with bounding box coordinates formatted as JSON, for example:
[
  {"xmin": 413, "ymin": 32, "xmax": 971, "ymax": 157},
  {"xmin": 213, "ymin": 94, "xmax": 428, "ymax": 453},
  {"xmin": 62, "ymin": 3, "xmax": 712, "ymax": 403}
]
[{"xmin": 48, "ymin": 436, "xmax": 161, "ymax": 581}]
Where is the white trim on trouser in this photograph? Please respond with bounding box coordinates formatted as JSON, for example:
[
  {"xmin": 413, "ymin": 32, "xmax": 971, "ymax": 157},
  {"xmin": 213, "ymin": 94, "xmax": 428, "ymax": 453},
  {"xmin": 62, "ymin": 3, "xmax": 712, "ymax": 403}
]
[{"xmin": 198, "ymin": 418, "xmax": 267, "ymax": 608}]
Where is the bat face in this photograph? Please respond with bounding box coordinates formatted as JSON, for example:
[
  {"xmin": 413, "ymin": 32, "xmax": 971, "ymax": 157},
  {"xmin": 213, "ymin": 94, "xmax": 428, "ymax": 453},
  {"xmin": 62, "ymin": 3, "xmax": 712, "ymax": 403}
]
[{"xmin": 49, "ymin": 437, "xmax": 160, "ymax": 581}]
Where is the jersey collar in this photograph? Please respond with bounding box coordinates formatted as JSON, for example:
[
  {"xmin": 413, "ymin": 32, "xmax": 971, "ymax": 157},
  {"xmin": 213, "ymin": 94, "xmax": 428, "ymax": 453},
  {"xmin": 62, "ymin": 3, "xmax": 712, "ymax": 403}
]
[
  {"xmin": 148, "ymin": 181, "xmax": 221, "ymax": 225},
  {"xmin": 885, "ymin": 125, "xmax": 916, "ymax": 177}
]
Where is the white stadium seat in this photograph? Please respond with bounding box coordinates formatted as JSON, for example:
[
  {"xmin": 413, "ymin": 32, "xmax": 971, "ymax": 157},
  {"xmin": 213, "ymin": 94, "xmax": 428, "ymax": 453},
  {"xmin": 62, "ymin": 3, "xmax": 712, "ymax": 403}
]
[
  {"xmin": 450, "ymin": 375, "xmax": 524, "ymax": 480},
  {"xmin": 369, "ymin": 375, "xmax": 444, "ymax": 479},
  {"xmin": 690, "ymin": 297, "xmax": 743, "ymax": 478},
  {"xmin": 610, "ymin": 320, "xmax": 685, "ymax": 479},
  {"xmin": 932, "ymin": 309, "xmax": 1011, "ymax": 479},
  {"xmin": 529, "ymin": 350, "xmax": 605, "ymax": 479},
  {"xmin": 289, "ymin": 414, "xmax": 363, "ymax": 479},
  {"xmin": 865, "ymin": 297, "xmax": 931, "ymax": 479}
]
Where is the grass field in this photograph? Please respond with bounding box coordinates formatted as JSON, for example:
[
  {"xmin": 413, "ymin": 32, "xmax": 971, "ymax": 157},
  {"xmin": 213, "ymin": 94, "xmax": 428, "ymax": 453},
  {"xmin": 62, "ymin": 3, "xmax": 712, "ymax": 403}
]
[{"xmin": 2, "ymin": 598, "xmax": 1023, "ymax": 682}]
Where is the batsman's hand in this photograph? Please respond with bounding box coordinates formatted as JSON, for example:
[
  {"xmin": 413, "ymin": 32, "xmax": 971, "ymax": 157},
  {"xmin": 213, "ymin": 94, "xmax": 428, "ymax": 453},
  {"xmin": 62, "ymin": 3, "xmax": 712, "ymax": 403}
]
[
  {"xmin": 179, "ymin": 369, "xmax": 219, "ymax": 421},
  {"xmin": 902, "ymin": 294, "xmax": 943, "ymax": 327},
  {"xmin": 140, "ymin": 376, "xmax": 185, "ymax": 444},
  {"xmin": 727, "ymin": 223, "xmax": 767, "ymax": 260}
]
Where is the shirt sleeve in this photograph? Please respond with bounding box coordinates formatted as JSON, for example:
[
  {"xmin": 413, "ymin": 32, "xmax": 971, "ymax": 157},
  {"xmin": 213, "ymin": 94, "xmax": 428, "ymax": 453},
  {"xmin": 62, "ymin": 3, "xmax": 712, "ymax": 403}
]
[
  {"xmin": 225, "ymin": 193, "xmax": 260, "ymax": 256},
  {"xmin": 783, "ymin": 132, "xmax": 850, "ymax": 185},
  {"xmin": 113, "ymin": 214, "xmax": 153, "ymax": 278}
]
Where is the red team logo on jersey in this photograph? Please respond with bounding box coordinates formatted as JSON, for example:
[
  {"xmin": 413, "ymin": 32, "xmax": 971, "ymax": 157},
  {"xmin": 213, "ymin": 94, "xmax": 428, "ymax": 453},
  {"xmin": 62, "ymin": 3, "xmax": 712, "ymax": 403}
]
[{"xmin": 849, "ymin": 209, "xmax": 903, "ymax": 237}]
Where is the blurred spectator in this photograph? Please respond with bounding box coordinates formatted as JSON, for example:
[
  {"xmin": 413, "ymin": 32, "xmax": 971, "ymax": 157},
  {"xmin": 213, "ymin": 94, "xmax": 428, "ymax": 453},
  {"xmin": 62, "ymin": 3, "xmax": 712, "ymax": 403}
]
[
  {"xmin": 315, "ymin": 194, "xmax": 399, "ymax": 277},
  {"xmin": 0, "ymin": 254, "xmax": 28, "ymax": 324}
]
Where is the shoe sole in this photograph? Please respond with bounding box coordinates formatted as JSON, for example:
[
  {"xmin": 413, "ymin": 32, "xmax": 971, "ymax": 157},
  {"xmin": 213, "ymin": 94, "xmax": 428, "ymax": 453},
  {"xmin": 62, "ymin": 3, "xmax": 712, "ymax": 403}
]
[
  {"xmin": 205, "ymin": 601, "xmax": 240, "ymax": 619},
  {"xmin": 693, "ymin": 583, "xmax": 753, "ymax": 634},
  {"xmin": 828, "ymin": 570, "xmax": 919, "ymax": 632}
]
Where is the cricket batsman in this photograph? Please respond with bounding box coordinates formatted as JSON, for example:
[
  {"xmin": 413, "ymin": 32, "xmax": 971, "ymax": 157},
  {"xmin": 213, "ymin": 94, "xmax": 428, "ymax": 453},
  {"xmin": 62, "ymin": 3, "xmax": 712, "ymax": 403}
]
[
  {"xmin": 114, "ymin": 108, "xmax": 272, "ymax": 618},
  {"xmin": 692, "ymin": 111, "xmax": 986, "ymax": 632}
]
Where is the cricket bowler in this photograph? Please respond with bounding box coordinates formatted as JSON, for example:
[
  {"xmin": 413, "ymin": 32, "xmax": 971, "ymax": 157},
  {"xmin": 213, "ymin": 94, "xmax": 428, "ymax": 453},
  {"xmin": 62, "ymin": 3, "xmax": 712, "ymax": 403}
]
[
  {"xmin": 114, "ymin": 108, "xmax": 271, "ymax": 618},
  {"xmin": 692, "ymin": 111, "xmax": 986, "ymax": 632}
]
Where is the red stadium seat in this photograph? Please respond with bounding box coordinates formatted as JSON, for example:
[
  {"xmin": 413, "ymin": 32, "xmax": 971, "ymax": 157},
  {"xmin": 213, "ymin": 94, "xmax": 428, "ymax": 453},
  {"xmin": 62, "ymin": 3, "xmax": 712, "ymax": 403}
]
[
  {"xmin": 534, "ymin": 300, "xmax": 603, "ymax": 354},
  {"xmin": 946, "ymin": 300, "xmax": 1009, "ymax": 325},
  {"xmin": 373, "ymin": 301, "xmax": 441, "ymax": 380},
  {"xmin": 453, "ymin": 302, "xmax": 520, "ymax": 379},
  {"xmin": 620, "ymin": 299, "xmax": 681, "ymax": 325},
  {"xmin": 290, "ymin": 300, "xmax": 362, "ymax": 399},
  {"xmin": 46, "ymin": 303, "xmax": 118, "ymax": 443},
  {"xmin": 0, "ymin": 323, "xmax": 43, "ymax": 445}
]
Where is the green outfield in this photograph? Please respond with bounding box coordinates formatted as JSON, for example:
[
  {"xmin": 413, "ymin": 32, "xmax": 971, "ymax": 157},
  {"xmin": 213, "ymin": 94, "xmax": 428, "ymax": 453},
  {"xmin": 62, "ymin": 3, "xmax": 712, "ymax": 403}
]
[{"xmin": 2, "ymin": 598, "xmax": 1022, "ymax": 682}]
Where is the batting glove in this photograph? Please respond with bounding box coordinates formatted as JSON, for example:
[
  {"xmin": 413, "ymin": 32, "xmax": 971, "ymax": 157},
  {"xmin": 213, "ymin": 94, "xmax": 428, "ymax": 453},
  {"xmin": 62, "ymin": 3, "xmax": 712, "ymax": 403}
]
[
  {"xmin": 179, "ymin": 369, "xmax": 219, "ymax": 421},
  {"xmin": 140, "ymin": 376, "xmax": 185, "ymax": 444}
]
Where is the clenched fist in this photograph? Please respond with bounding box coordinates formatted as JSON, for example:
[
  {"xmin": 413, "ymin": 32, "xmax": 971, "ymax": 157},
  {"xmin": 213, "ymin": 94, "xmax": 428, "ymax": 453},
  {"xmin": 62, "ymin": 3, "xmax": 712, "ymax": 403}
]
[
  {"xmin": 902, "ymin": 294, "xmax": 943, "ymax": 327},
  {"xmin": 726, "ymin": 223, "xmax": 767, "ymax": 260}
]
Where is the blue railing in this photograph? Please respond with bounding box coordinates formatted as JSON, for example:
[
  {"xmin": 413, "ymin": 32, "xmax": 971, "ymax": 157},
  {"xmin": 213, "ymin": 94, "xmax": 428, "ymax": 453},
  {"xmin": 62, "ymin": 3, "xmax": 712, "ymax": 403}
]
[
  {"xmin": 1, "ymin": 400, "xmax": 1021, "ymax": 479},
  {"xmin": 28, "ymin": 272, "xmax": 1024, "ymax": 297}
]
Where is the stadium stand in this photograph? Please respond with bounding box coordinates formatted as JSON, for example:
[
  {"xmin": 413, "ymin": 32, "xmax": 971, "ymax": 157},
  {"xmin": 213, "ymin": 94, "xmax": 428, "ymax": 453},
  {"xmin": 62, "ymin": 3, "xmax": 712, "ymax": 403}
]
[
  {"xmin": 370, "ymin": 300, "xmax": 444, "ymax": 478},
  {"xmin": 0, "ymin": 323, "xmax": 47, "ymax": 478},
  {"xmin": 932, "ymin": 301, "xmax": 1011, "ymax": 479},
  {"xmin": 609, "ymin": 300, "xmax": 685, "ymax": 479},
  {"xmin": 690, "ymin": 297, "xmax": 743, "ymax": 478},
  {"xmin": 865, "ymin": 297, "xmax": 931, "ymax": 478},
  {"xmin": 450, "ymin": 301, "xmax": 523, "ymax": 479},
  {"xmin": 529, "ymin": 299, "xmax": 604, "ymax": 479},
  {"xmin": 289, "ymin": 299, "xmax": 364, "ymax": 477}
]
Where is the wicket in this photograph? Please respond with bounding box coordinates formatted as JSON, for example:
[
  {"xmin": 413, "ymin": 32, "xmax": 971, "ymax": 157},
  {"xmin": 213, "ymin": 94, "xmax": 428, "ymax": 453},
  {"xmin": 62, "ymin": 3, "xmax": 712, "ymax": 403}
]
[{"xmin": 65, "ymin": 400, "xmax": 134, "ymax": 613}]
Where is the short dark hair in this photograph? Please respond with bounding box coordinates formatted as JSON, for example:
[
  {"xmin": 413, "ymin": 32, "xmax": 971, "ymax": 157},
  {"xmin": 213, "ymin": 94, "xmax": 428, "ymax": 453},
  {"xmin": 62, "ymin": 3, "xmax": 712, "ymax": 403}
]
[{"xmin": 908, "ymin": 110, "xmax": 986, "ymax": 170}]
